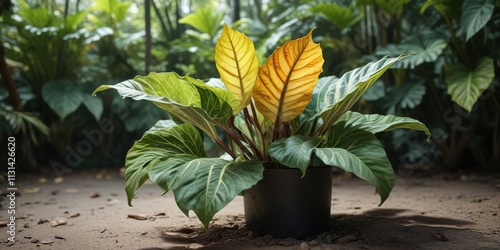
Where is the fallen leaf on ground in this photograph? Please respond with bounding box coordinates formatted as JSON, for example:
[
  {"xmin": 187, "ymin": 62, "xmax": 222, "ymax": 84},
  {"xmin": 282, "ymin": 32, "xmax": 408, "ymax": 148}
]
[
  {"xmin": 127, "ymin": 214, "xmax": 148, "ymax": 220},
  {"xmin": 90, "ymin": 192, "xmax": 100, "ymax": 198},
  {"xmin": 0, "ymin": 220, "xmax": 8, "ymax": 227},
  {"xmin": 68, "ymin": 213, "xmax": 80, "ymax": 218},
  {"xmin": 50, "ymin": 219, "xmax": 67, "ymax": 227},
  {"xmin": 54, "ymin": 177, "xmax": 63, "ymax": 184},
  {"xmin": 64, "ymin": 188, "xmax": 79, "ymax": 194},
  {"xmin": 24, "ymin": 187, "xmax": 41, "ymax": 194},
  {"xmin": 41, "ymin": 240, "xmax": 54, "ymax": 244},
  {"xmin": 187, "ymin": 243, "xmax": 204, "ymax": 249},
  {"xmin": 38, "ymin": 178, "xmax": 47, "ymax": 183}
]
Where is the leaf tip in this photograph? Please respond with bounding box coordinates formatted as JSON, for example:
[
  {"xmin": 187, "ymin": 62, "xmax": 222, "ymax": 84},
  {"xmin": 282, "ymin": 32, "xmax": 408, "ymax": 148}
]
[{"xmin": 92, "ymin": 85, "xmax": 110, "ymax": 96}]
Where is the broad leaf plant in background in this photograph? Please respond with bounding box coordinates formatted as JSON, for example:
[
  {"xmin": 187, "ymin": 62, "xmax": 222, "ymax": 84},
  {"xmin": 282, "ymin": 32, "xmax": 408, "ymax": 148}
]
[{"xmin": 94, "ymin": 24, "xmax": 430, "ymax": 229}]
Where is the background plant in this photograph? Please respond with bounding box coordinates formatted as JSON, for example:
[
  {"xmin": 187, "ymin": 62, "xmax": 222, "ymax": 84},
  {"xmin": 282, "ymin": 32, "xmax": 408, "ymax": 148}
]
[{"xmin": 0, "ymin": 0, "xmax": 498, "ymax": 171}]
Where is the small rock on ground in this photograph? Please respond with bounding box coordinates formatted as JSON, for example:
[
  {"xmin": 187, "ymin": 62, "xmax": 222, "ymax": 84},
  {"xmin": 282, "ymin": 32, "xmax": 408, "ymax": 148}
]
[{"xmin": 300, "ymin": 242, "xmax": 310, "ymax": 250}]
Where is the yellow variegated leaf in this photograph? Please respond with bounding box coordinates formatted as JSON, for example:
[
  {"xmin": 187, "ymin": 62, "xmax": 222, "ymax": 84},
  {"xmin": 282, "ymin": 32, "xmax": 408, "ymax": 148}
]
[
  {"xmin": 215, "ymin": 24, "xmax": 259, "ymax": 111},
  {"xmin": 252, "ymin": 28, "xmax": 324, "ymax": 123}
]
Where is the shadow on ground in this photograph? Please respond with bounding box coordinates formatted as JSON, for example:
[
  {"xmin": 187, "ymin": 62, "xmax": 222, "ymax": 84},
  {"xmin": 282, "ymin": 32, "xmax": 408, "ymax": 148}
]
[{"xmin": 157, "ymin": 208, "xmax": 498, "ymax": 250}]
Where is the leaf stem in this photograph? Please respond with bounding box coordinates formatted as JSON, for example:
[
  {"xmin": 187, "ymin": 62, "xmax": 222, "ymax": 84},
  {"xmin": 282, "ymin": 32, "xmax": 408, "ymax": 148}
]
[
  {"xmin": 309, "ymin": 117, "xmax": 319, "ymax": 136},
  {"xmin": 215, "ymin": 118, "xmax": 254, "ymax": 159},
  {"xmin": 248, "ymin": 102, "xmax": 267, "ymax": 157},
  {"xmin": 231, "ymin": 123, "xmax": 264, "ymax": 161},
  {"xmin": 212, "ymin": 135, "xmax": 237, "ymax": 159}
]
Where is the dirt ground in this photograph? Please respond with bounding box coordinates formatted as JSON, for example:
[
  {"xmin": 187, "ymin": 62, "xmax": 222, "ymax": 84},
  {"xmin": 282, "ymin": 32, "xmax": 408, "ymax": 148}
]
[{"xmin": 1, "ymin": 169, "xmax": 499, "ymax": 250}]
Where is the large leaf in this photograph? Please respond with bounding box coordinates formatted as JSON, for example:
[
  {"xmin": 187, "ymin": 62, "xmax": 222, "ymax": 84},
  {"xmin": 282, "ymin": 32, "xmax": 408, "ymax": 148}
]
[
  {"xmin": 317, "ymin": 122, "xmax": 395, "ymax": 205},
  {"xmin": 120, "ymin": 101, "xmax": 170, "ymax": 132},
  {"xmin": 81, "ymin": 94, "xmax": 103, "ymax": 122},
  {"xmin": 252, "ymin": 28, "xmax": 324, "ymax": 123},
  {"xmin": 149, "ymin": 158, "xmax": 264, "ymax": 229},
  {"xmin": 179, "ymin": 6, "xmax": 224, "ymax": 39},
  {"xmin": 445, "ymin": 57, "xmax": 494, "ymax": 112},
  {"xmin": 93, "ymin": 72, "xmax": 234, "ymax": 139},
  {"xmin": 302, "ymin": 75, "xmax": 337, "ymax": 120},
  {"xmin": 317, "ymin": 56, "xmax": 406, "ymax": 134},
  {"xmin": 420, "ymin": 0, "xmax": 463, "ymax": 20},
  {"xmin": 382, "ymin": 80, "xmax": 426, "ymax": 114},
  {"xmin": 310, "ymin": 3, "xmax": 363, "ymax": 30},
  {"xmin": 337, "ymin": 111, "xmax": 431, "ymax": 138},
  {"xmin": 93, "ymin": 0, "xmax": 131, "ymax": 22},
  {"xmin": 124, "ymin": 122, "xmax": 206, "ymax": 206},
  {"xmin": 461, "ymin": 0, "xmax": 494, "ymax": 41},
  {"xmin": 376, "ymin": 38, "xmax": 447, "ymax": 69},
  {"xmin": 268, "ymin": 135, "xmax": 322, "ymax": 175},
  {"xmin": 215, "ymin": 25, "xmax": 259, "ymax": 111},
  {"xmin": 64, "ymin": 10, "xmax": 89, "ymax": 31},
  {"xmin": 270, "ymin": 122, "xmax": 399, "ymax": 204},
  {"xmin": 17, "ymin": 0, "xmax": 52, "ymax": 27},
  {"xmin": 42, "ymin": 80, "xmax": 83, "ymax": 120},
  {"xmin": 298, "ymin": 75, "xmax": 337, "ymax": 133},
  {"xmin": 361, "ymin": 80, "xmax": 385, "ymax": 101},
  {"xmin": 372, "ymin": 0, "xmax": 411, "ymax": 14}
]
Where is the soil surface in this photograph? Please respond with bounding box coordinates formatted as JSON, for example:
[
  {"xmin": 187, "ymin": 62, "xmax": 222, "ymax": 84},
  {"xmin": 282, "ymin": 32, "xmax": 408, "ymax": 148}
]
[{"xmin": 1, "ymin": 169, "xmax": 499, "ymax": 250}]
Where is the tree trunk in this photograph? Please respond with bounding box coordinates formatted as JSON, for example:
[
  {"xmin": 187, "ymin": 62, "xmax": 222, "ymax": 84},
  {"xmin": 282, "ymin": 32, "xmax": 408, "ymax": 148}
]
[
  {"xmin": 0, "ymin": 45, "xmax": 22, "ymax": 112},
  {"xmin": 231, "ymin": 0, "xmax": 240, "ymax": 23},
  {"xmin": 145, "ymin": 0, "xmax": 151, "ymax": 73}
]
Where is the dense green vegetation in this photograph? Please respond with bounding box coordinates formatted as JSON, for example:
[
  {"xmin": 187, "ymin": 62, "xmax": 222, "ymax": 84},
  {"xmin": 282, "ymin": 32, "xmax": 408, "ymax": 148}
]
[{"xmin": 0, "ymin": 0, "xmax": 498, "ymax": 172}]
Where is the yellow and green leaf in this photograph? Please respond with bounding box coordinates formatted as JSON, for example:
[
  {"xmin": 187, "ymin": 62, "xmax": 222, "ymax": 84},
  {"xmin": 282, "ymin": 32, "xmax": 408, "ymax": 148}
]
[
  {"xmin": 252, "ymin": 28, "xmax": 324, "ymax": 123},
  {"xmin": 215, "ymin": 24, "xmax": 259, "ymax": 112}
]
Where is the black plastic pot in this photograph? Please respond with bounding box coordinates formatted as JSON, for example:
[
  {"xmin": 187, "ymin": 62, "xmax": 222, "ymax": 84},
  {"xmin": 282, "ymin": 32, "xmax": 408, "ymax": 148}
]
[{"xmin": 243, "ymin": 166, "xmax": 333, "ymax": 239}]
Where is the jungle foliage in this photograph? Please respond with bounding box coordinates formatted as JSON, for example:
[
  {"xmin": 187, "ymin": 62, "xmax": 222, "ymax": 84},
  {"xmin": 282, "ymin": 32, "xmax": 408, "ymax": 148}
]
[{"xmin": 0, "ymin": 0, "xmax": 498, "ymax": 171}]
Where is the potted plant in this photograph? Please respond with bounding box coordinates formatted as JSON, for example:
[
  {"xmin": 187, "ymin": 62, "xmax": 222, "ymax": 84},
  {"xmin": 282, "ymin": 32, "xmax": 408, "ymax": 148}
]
[{"xmin": 93, "ymin": 25, "xmax": 429, "ymax": 239}]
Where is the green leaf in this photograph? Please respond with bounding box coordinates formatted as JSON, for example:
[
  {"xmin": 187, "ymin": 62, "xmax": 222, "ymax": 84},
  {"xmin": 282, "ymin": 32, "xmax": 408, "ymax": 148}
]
[
  {"xmin": 150, "ymin": 158, "xmax": 264, "ymax": 229},
  {"xmin": 64, "ymin": 10, "xmax": 89, "ymax": 31},
  {"xmin": 461, "ymin": 0, "xmax": 494, "ymax": 41},
  {"xmin": 375, "ymin": 0, "xmax": 411, "ymax": 14},
  {"xmin": 81, "ymin": 94, "xmax": 103, "ymax": 122},
  {"xmin": 337, "ymin": 111, "xmax": 431, "ymax": 138},
  {"xmin": 93, "ymin": 0, "xmax": 131, "ymax": 21},
  {"xmin": 382, "ymin": 80, "xmax": 426, "ymax": 114},
  {"xmin": 420, "ymin": 0, "xmax": 463, "ymax": 20},
  {"xmin": 310, "ymin": 3, "xmax": 363, "ymax": 30},
  {"xmin": 179, "ymin": 6, "xmax": 224, "ymax": 39},
  {"xmin": 376, "ymin": 38, "xmax": 447, "ymax": 69},
  {"xmin": 146, "ymin": 120, "xmax": 178, "ymax": 133},
  {"xmin": 17, "ymin": 0, "xmax": 52, "ymax": 27},
  {"xmin": 318, "ymin": 122, "xmax": 395, "ymax": 205},
  {"xmin": 303, "ymin": 75, "xmax": 337, "ymax": 120},
  {"xmin": 445, "ymin": 57, "xmax": 495, "ymax": 112},
  {"xmin": 357, "ymin": 0, "xmax": 411, "ymax": 14},
  {"xmin": 93, "ymin": 72, "xmax": 235, "ymax": 140},
  {"xmin": 120, "ymin": 101, "xmax": 170, "ymax": 132},
  {"xmin": 269, "ymin": 135, "xmax": 322, "ymax": 175},
  {"xmin": 317, "ymin": 55, "xmax": 407, "ymax": 134},
  {"xmin": 42, "ymin": 80, "xmax": 84, "ymax": 120},
  {"xmin": 124, "ymin": 123, "xmax": 206, "ymax": 206}
]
